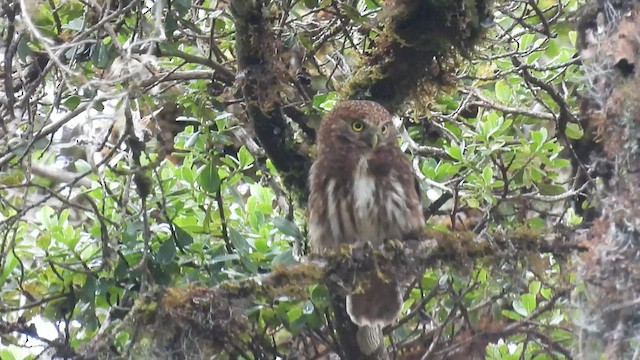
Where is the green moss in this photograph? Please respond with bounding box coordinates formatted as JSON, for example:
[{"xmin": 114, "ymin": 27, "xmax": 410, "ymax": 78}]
[
  {"xmin": 509, "ymin": 226, "xmax": 544, "ymax": 243},
  {"xmin": 342, "ymin": 0, "xmax": 492, "ymax": 110},
  {"xmin": 265, "ymin": 263, "xmax": 325, "ymax": 299}
]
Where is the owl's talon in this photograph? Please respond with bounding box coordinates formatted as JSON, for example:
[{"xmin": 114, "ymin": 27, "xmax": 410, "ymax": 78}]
[{"xmin": 382, "ymin": 238, "xmax": 403, "ymax": 250}]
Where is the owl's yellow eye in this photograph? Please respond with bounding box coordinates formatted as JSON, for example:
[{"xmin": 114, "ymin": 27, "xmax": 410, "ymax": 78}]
[
  {"xmin": 351, "ymin": 120, "xmax": 365, "ymax": 132},
  {"xmin": 381, "ymin": 124, "xmax": 389, "ymax": 134}
]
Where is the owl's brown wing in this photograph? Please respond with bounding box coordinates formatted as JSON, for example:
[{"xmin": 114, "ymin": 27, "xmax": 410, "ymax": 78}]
[{"xmin": 405, "ymin": 173, "xmax": 426, "ymax": 240}]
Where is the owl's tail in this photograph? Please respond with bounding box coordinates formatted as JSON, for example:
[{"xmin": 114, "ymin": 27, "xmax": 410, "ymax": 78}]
[
  {"xmin": 346, "ymin": 276, "xmax": 402, "ymax": 355},
  {"xmin": 356, "ymin": 325, "xmax": 385, "ymax": 356},
  {"xmin": 346, "ymin": 276, "xmax": 402, "ymax": 327}
]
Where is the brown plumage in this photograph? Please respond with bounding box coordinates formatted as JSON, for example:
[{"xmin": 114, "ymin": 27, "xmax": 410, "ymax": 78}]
[{"xmin": 308, "ymin": 100, "xmax": 425, "ymax": 353}]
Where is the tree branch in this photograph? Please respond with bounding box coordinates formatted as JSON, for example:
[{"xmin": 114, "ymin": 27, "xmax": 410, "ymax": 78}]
[
  {"xmin": 229, "ymin": 0, "xmax": 313, "ymax": 205},
  {"xmin": 77, "ymin": 229, "xmax": 586, "ymax": 359},
  {"xmin": 342, "ymin": 0, "xmax": 492, "ymax": 112}
]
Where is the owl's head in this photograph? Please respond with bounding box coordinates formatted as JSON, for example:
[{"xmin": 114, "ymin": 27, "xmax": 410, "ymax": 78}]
[{"xmin": 318, "ymin": 101, "xmax": 398, "ymax": 153}]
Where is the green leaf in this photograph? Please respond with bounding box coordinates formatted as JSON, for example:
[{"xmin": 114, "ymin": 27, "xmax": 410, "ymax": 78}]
[
  {"xmin": 0, "ymin": 252, "xmax": 18, "ymax": 285},
  {"xmin": 521, "ymin": 293, "xmax": 536, "ymax": 314},
  {"xmin": 62, "ymin": 17, "xmax": 83, "ymax": 31},
  {"xmin": 77, "ymin": 302, "xmax": 98, "ymax": 331},
  {"xmin": 253, "ymin": 237, "xmax": 269, "ymax": 252},
  {"xmin": 164, "ymin": 13, "xmax": 178, "ymax": 37},
  {"xmin": 229, "ymin": 228, "xmax": 252, "ymax": 252},
  {"xmin": 0, "ymin": 350, "xmax": 16, "ymax": 360},
  {"xmin": 513, "ymin": 294, "xmax": 537, "ymax": 317},
  {"xmin": 512, "ymin": 299, "xmax": 528, "ymax": 317},
  {"xmin": 519, "ymin": 33, "xmax": 535, "ymax": 50},
  {"xmin": 184, "ymin": 131, "xmax": 201, "ymax": 149},
  {"xmin": 272, "ymin": 249, "xmax": 298, "ymax": 266},
  {"xmin": 569, "ymin": 30, "xmax": 577, "ymax": 46},
  {"xmin": 539, "ymin": 184, "xmax": 566, "ymax": 195},
  {"xmin": 174, "ymin": 224, "xmax": 193, "ymax": 247},
  {"xmin": 197, "ymin": 162, "xmax": 221, "ymax": 193},
  {"xmin": 466, "ymin": 197, "xmax": 479, "ymax": 209},
  {"xmin": 365, "ymin": 0, "xmax": 380, "ymax": 10},
  {"xmin": 238, "ymin": 146, "xmax": 254, "ymax": 168},
  {"xmin": 214, "ymin": 18, "xmax": 226, "ymax": 33},
  {"xmin": 494, "ymin": 80, "xmax": 511, "ymax": 102},
  {"xmin": 502, "ymin": 309, "xmax": 522, "ymax": 320},
  {"xmin": 123, "ymin": 221, "xmax": 144, "ymax": 244},
  {"xmin": 287, "ymin": 305, "xmax": 303, "ymax": 323},
  {"xmin": 531, "ymin": 128, "xmax": 547, "ymax": 146},
  {"xmin": 447, "ymin": 145, "xmax": 463, "ymax": 161},
  {"xmin": 157, "ymin": 239, "xmax": 177, "ymax": 264},
  {"xmin": 304, "ymin": 0, "xmax": 318, "ymax": 8},
  {"xmin": 527, "ymin": 217, "xmax": 546, "ymax": 230},
  {"xmin": 64, "ymin": 96, "xmax": 81, "ymax": 110},
  {"xmin": 206, "ymin": 253, "xmax": 240, "ymax": 265},
  {"xmin": 240, "ymin": 255, "xmax": 259, "ymax": 274},
  {"xmin": 273, "ymin": 217, "xmax": 302, "ymax": 238},
  {"xmin": 173, "ymin": 0, "xmax": 191, "ymax": 15},
  {"xmin": 298, "ymin": 34, "xmax": 313, "ymax": 50},
  {"xmin": 93, "ymin": 101, "xmax": 104, "ymax": 111},
  {"xmin": 529, "ymin": 281, "xmax": 541, "ymax": 295},
  {"xmin": 545, "ymin": 39, "xmax": 559, "ymax": 58},
  {"xmin": 482, "ymin": 166, "xmax": 493, "ymax": 184},
  {"xmin": 91, "ymin": 42, "xmax": 115, "ymax": 69},
  {"xmin": 78, "ymin": 275, "xmax": 97, "ymax": 303},
  {"xmin": 310, "ymin": 284, "xmax": 330, "ymax": 307},
  {"xmin": 565, "ymin": 123, "xmax": 584, "ymax": 140},
  {"xmin": 16, "ymin": 36, "xmax": 32, "ymax": 61},
  {"xmin": 340, "ymin": 4, "xmax": 366, "ymax": 23},
  {"xmin": 552, "ymin": 158, "xmax": 571, "ymax": 168},
  {"xmin": 37, "ymin": 233, "xmax": 52, "ymax": 250}
]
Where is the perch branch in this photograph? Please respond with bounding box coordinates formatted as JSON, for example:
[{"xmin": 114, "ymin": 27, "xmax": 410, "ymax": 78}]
[{"xmin": 77, "ymin": 229, "xmax": 586, "ymax": 359}]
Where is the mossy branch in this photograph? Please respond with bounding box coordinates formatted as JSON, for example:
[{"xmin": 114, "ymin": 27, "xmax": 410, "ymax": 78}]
[
  {"xmin": 342, "ymin": 0, "xmax": 492, "ymax": 112},
  {"xmin": 229, "ymin": 0, "xmax": 312, "ymax": 205},
  {"xmin": 78, "ymin": 229, "xmax": 585, "ymax": 359}
]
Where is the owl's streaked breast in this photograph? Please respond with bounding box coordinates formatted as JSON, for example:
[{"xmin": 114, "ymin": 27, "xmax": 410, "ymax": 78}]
[
  {"xmin": 308, "ymin": 154, "xmax": 416, "ymax": 252},
  {"xmin": 351, "ymin": 156, "xmax": 411, "ymax": 245}
]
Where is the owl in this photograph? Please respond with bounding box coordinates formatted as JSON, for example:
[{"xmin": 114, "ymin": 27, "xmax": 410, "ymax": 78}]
[{"xmin": 308, "ymin": 100, "xmax": 425, "ymax": 348}]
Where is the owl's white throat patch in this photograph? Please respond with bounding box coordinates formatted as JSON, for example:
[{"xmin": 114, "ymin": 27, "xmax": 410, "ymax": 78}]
[{"xmin": 353, "ymin": 157, "xmax": 376, "ymax": 220}]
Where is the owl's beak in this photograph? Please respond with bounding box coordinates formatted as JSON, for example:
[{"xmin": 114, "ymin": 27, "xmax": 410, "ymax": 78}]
[{"xmin": 365, "ymin": 131, "xmax": 380, "ymax": 148}]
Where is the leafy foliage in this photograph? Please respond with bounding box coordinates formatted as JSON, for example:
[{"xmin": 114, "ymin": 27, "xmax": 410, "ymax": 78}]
[{"xmin": 0, "ymin": 0, "xmax": 614, "ymax": 359}]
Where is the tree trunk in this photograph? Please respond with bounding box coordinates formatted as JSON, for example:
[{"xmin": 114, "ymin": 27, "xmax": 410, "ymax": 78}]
[{"xmin": 575, "ymin": 1, "xmax": 640, "ymax": 358}]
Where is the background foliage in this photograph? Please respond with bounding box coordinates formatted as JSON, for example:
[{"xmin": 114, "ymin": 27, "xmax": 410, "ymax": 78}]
[{"xmin": 1, "ymin": 0, "xmax": 632, "ymax": 359}]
